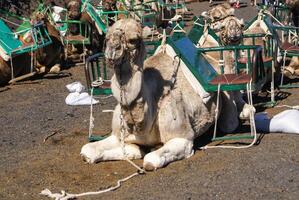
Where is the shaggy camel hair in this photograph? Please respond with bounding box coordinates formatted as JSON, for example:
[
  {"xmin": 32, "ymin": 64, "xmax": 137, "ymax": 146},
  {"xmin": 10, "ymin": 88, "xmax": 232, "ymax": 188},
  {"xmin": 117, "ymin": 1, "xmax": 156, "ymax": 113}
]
[{"xmin": 80, "ymin": 18, "xmax": 253, "ymax": 170}]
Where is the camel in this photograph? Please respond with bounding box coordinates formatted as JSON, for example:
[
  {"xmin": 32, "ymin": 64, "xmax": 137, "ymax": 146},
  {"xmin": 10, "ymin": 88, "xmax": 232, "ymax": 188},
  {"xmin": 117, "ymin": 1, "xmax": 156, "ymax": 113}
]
[
  {"xmin": 67, "ymin": 0, "xmax": 105, "ymax": 56},
  {"xmin": 0, "ymin": 10, "xmax": 64, "ymax": 86},
  {"xmin": 198, "ymin": 10, "xmax": 252, "ymax": 130},
  {"xmin": 0, "ymin": 54, "xmax": 32, "ymax": 86},
  {"xmin": 80, "ymin": 18, "xmax": 254, "ymax": 170},
  {"xmin": 31, "ymin": 11, "xmax": 65, "ymax": 74},
  {"xmin": 242, "ymin": 12, "xmax": 299, "ymax": 81}
]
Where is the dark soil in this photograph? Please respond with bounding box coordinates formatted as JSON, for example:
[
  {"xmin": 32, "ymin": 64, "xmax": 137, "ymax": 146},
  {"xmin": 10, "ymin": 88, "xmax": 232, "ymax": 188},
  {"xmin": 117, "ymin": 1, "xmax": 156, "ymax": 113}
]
[{"xmin": 0, "ymin": 1, "xmax": 298, "ymax": 200}]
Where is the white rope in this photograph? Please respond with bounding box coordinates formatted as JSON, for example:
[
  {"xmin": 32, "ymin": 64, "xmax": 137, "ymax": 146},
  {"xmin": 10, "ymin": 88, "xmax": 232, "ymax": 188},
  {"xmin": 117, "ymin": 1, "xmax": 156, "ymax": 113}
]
[
  {"xmin": 40, "ymin": 172, "xmax": 140, "ymax": 200},
  {"xmin": 91, "ymin": 77, "xmax": 104, "ymax": 88},
  {"xmin": 10, "ymin": 54, "xmax": 14, "ymax": 80},
  {"xmin": 212, "ymin": 84, "xmax": 221, "ymax": 139},
  {"xmin": 88, "ymin": 87, "xmax": 95, "ymax": 138},
  {"xmin": 201, "ymin": 80, "xmax": 258, "ymax": 149},
  {"xmin": 280, "ymin": 50, "xmax": 287, "ymax": 86},
  {"xmin": 264, "ymin": 10, "xmax": 297, "ymax": 37},
  {"xmin": 41, "ymin": 86, "xmax": 144, "ymax": 200},
  {"xmin": 94, "ymin": 94, "xmax": 114, "ymax": 100},
  {"xmin": 193, "ymin": 18, "xmax": 204, "ymax": 27}
]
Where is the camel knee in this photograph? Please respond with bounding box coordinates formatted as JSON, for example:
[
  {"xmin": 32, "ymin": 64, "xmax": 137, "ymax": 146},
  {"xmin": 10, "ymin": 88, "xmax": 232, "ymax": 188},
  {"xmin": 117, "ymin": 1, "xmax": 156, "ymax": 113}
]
[{"xmin": 80, "ymin": 135, "xmax": 120, "ymax": 163}]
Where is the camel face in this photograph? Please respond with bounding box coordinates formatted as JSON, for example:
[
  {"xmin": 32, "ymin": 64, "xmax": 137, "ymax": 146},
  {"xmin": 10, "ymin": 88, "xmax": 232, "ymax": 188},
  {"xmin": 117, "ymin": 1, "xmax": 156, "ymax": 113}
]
[
  {"xmin": 105, "ymin": 29, "xmax": 126, "ymax": 66},
  {"xmin": 224, "ymin": 18, "xmax": 243, "ymax": 44},
  {"xmin": 220, "ymin": 17, "xmax": 244, "ymax": 45},
  {"xmin": 67, "ymin": 0, "xmax": 81, "ymax": 20},
  {"xmin": 105, "ymin": 19, "xmax": 143, "ymax": 67},
  {"xmin": 102, "ymin": 0, "xmax": 117, "ymax": 11}
]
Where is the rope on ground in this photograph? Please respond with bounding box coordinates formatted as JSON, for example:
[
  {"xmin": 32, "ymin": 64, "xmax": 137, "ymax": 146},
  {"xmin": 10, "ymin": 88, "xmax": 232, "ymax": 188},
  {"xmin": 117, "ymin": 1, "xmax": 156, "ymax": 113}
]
[
  {"xmin": 41, "ymin": 85, "xmax": 145, "ymax": 199},
  {"xmin": 40, "ymin": 172, "xmax": 140, "ymax": 200}
]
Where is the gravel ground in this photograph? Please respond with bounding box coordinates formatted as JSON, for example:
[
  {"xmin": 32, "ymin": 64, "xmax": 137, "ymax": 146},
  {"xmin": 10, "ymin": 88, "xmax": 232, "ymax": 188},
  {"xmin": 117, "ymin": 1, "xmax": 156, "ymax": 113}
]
[{"xmin": 0, "ymin": 1, "xmax": 298, "ymax": 200}]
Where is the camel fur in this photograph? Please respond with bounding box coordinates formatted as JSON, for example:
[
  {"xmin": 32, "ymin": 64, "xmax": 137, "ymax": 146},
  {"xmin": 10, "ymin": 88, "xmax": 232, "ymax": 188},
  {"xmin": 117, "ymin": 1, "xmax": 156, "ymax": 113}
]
[{"xmin": 80, "ymin": 18, "xmax": 253, "ymax": 170}]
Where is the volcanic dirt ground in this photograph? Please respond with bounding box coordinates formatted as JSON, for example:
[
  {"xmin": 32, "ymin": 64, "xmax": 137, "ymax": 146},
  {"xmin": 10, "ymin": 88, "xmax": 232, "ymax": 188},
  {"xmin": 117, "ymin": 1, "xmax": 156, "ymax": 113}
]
[{"xmin": 0, "ymin": 1, "xmax": 298, "ymax": 199}]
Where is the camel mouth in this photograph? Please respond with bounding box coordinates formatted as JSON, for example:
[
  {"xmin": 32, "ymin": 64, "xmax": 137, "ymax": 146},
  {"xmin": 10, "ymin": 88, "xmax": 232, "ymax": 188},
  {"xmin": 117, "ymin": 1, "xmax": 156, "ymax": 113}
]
[
  {"xmin": 105, "ymin": 43, "xmax": 126, "ymax": 67},
  {"xmin": 68, "ymin": 12, "xmax": 81, "ymax": 20},
  {"xmin": 229, "ymin": 36, "xmax": 242, "ymax": 43}
]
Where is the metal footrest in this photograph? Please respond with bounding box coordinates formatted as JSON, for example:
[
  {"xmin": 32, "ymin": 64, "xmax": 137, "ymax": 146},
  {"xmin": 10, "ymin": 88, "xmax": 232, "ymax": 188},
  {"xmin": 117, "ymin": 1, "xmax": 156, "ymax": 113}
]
[
  {"xmin": 88, "ymin": 135, "xmax": 108, "ymax": 142},
  {"xmin": 212, "ymin": 135, "xmax": 254, "ymax": 142},
  {"xmin": 279, "ymin": 84, "xmax": 299, "ymax": 89}
]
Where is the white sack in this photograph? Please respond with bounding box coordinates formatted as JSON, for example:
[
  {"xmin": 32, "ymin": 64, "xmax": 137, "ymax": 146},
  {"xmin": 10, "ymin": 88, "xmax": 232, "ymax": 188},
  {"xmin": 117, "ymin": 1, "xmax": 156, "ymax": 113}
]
[
  {"xmin": 65, "ymin": 92, "xmax": 99, "ymax": 106},
  {"xmin": 66, "ymin": 81, "xmax": 85, "ymax": 93},
  {"xmin": 255, "ymin": 109, "xmax": 299, "ymax": 134}
]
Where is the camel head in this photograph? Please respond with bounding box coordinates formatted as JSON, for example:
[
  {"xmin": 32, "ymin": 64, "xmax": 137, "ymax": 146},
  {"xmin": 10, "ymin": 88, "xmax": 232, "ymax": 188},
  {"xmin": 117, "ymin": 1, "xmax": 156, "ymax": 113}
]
[
  {"xmin": 201, "ymin": 3, "xmax": 234, "ymax": 22},
  {"xmin": 30, "ymin": 9, "xmax": 49, "ymax": 25},
  {"xmin": 220, "ymin": 17, "xmax": 244, "ymax": 45},
  {"xmin": 104, "ymin": 18, "xmax": 145, "ymax": 72},
  {"xmin": 67, "ymin": 0, "xmax": 81, "ymax": 20},
  {"xmin": 102, "ymin": 0, "xmax": 117, "ymax": 11}
]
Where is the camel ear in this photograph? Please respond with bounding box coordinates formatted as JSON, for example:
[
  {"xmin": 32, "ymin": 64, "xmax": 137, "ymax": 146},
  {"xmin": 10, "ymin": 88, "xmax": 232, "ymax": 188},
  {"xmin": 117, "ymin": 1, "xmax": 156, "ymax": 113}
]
[
  {"xmin": 142, "ymin": 26, "xmax": 152, "ymax": 39},
  {"xmin": 201, "ymin": 11, "xmax": 209, "ymax": 18}
]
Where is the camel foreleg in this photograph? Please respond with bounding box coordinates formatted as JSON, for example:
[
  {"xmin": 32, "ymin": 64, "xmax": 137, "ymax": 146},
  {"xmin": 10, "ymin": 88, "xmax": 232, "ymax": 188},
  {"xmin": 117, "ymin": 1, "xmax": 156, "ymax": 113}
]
[
  {"xmin": 80, "ymin": 135, "xmax": 144, "ymax": 163},
  {"xmin": 143, "ymin": 138, "xmax": 193, "ymax": 171}
]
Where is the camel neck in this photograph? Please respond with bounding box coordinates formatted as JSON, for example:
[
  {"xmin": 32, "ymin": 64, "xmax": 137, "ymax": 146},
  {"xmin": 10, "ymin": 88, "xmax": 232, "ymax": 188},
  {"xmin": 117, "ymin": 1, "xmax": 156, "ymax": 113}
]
[{"xmin": 112, "ymin": 62, "xmax": 143, "ymax": 106}]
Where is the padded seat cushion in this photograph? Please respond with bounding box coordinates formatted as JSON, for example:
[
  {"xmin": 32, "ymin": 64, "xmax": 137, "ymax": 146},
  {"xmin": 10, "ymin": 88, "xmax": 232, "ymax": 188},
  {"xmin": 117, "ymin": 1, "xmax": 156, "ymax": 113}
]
[
  {"xmin": 209, "ymin": 74, "xmax": 251, "ymax": 85},
  {"xmin": 281, "ymin": 42, "xmax": 299, "ymax": 51}
]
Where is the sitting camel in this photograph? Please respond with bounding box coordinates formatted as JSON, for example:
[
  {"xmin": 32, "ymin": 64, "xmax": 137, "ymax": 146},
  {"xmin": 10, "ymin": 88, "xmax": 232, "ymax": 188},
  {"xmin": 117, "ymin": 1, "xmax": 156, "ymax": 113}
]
[
  {"xmin": 67, "ymin": 0, "xmax": 106, "ymax": 56},
  {"xmin": 80, "ymin": 18, "xmax": 254, "ymax": 170},
  {"xmin": 31, "ymin": 11, "xmax": 65, "ymax": 74},
  {"xmin": 0, "ymin": 54, "xmax": 32, "ymax": 86},
  {"xmin": 198, "ymin": 10, "xmax": 251, "ymax": 129},
  {"xmin": 0, "ymin": 11, "xmax": 64, "ymax": 86}
]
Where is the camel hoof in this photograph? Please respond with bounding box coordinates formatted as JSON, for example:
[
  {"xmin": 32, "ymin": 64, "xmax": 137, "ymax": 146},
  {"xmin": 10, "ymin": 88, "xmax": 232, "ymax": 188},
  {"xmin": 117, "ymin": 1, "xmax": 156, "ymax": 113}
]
[
  {"xmin": 143, "ymin": 153, "xmax": 162, "ymax": 171},
  {"xmin": 239, "ymin": 104, "xmax": 256, "ymax": 120},
  {"xmin": 143, "ymin": 162, "xmax": 156, "ymax": 171},
  {"xmin": 37, "ymin": 66, "xmax": 46, "ymax": 74},
  {"xmin": 49, "ymin": 65, "xmax": 61, "ymax": 74},
  {"xmin": 80, "ymin": 144, "xmax": 101, "ymax": 164}
]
